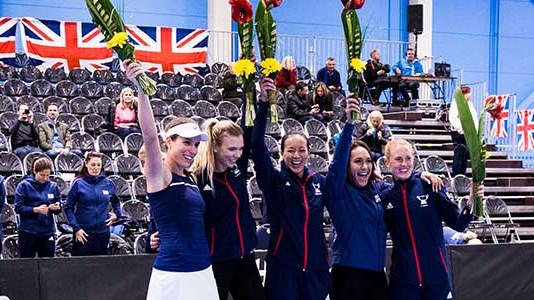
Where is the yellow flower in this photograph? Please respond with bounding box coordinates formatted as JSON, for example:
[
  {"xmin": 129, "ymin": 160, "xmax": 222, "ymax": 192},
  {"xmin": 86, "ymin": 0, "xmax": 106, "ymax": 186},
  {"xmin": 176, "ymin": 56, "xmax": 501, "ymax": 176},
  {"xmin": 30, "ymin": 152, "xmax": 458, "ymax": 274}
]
[
  {"xmin": 350, "ymin": 58, "xmax": 367, "ymax": 74},
  {"xmin": 260, "ymin": 58, "xmax": 282, "ymax": 76},
  {"xmin": 233, "ymin": 59, "xmax": 256, "ymax": 79},
  {"xmin": 106, "ymin": 32, "xmax": 128, "ymax": 49}
]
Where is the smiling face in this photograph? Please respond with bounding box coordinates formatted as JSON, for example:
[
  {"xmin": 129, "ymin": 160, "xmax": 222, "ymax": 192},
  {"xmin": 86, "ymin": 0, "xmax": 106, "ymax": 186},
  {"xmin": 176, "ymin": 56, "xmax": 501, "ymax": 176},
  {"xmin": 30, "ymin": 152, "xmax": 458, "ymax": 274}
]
[
  {"xmin": 282, "ymin": 134, "xmax": 309, "ymax": 178},
  {"xmin": 214, "ymin": 134, "xmax": 244, "ymax": 171},
  {"xmin": 386, "ymin": 142, "xmax": 414, "ymax": 181},
  {"xmin": 349, "ymin": 146, "xmax": 373, "ymax": 188},
  {"xmin": 166, "ymin": 135, "xmax": 201, "ymax": 173},
  {"xmin": 86, "ymin": 157, "xmax": 103, "ymax": 176}
]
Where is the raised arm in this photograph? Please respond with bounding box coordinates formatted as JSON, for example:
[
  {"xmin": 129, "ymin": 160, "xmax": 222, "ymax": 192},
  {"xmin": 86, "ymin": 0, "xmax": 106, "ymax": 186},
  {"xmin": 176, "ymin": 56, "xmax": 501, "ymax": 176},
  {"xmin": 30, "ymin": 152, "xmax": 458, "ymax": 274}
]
[{"xmin": 124, "ymin": 61, "xmax": 170, "ymax": 192}]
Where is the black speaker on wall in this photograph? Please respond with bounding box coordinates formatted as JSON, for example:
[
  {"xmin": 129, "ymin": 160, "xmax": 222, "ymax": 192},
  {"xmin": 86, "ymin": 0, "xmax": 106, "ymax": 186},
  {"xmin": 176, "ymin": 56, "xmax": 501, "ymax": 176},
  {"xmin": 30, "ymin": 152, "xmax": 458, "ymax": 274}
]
[{"xmin": 408, "ymin": 4, "xmax": 423, "ymax": 34}]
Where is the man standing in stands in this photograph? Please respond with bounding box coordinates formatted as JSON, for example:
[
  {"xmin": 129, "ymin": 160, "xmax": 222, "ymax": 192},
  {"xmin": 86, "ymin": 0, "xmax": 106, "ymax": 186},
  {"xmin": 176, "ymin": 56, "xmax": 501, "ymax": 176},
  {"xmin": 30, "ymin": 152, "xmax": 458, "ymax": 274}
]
[
  {"xmin": 392, "ymin": 48, "xmax": 424, "ymax": 106},
  {"xmin": 364, "ymin": 49, "xmax": 391, "ymax": 105},
  {"xmin": 38, "ymin": 103, "xmax": 82, "ymax": 160},
  {"xmin": 316, "ymin": 57, "xmax": 345, "ymax": 96},
  {"xmin": 11, "ymin": 104, "xmax": 42, "ymax": 160}
]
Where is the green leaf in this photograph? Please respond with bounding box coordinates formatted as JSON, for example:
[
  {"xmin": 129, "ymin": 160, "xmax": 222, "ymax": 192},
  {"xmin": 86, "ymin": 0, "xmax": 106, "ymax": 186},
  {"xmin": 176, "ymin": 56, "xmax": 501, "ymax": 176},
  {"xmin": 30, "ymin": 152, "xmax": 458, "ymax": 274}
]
[
  {"xmin": 238, "ymin": 21, "xmax": 254, "ymax": 59},
  {"xmin": 85, "ymin": 0, "xmax": 126, "ymax": 39},
  {"xmin": 341, "ymin": 9, "xmax": 363, "ymax": 60},
  {"xmin": 255, "ymin": 1, "xmax": 276, "ymax": 60}
]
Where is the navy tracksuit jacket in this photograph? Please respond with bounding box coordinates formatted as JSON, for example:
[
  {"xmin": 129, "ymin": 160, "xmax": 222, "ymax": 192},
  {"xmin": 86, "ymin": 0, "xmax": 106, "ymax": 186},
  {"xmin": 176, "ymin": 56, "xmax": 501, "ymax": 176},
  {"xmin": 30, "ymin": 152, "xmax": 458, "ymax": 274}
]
[
  {"xmin": 252, "ymin": 102, "xmax": 330, "ymax": 300},
  {"xmin": 380, "ymin": 173, "xmax": 472, "ymax": 294},
  {"xmin": 325, "ymin": 122, "xmax": 388, "ymax": 271},
  {"xmin": 14, "ymin": 175, "xmax": 61, "ymax": 236}
]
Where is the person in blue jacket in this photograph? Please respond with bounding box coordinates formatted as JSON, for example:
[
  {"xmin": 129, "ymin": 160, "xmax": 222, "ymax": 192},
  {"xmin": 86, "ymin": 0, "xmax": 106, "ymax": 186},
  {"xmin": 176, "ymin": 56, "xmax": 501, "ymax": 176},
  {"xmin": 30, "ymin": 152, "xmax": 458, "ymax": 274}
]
[
  {"xmin": 189, "ymin": 118, "xmax": 264, "ymax": 300},
  {"xmin": 0, "ymin": 175, "xmax": 5, "ymax": 255},
  {"xmin": 125, "ymin": 61, "xmax": 218, "ymax": 299},
  {"xmin": 326, "ymin": 101, "xmax": 442, "ymax": 300},
  {"xmin": 14, "ymin": 157, "xmax": 61, "ymax": 258},
  {"xmin": 65, "ymin": 151, "xmax": 122, "ymax": 256},
  {"xmin": 381, "ymin": 138, "xmax": 482, "ymax": 300},
  {"xmin": 252, "ymin": 77, "xmax": 330, "ymax": 300}
]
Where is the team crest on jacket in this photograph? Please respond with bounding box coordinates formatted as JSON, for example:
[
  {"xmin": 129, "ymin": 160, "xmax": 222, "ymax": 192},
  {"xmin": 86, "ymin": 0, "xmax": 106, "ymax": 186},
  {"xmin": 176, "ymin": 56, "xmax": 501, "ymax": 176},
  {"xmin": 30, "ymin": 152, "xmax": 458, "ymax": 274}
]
[
  {"xmin": 417, "ymin": 194, "xmax": 429, "ymax": 207},
  {"xmin": 374, "ymin": 194, "xmax": 381, "ymax": 203},
  {"xmin": 386, "ymin": 202, "xmax": 394, "ymax": 210},
  {"xmin": 232, "ymin": 168, "xmax": 241, "ymax": 177},
  {"xmin": 312, "ymin": 183, "xmax": 322, "ymax": 195}
]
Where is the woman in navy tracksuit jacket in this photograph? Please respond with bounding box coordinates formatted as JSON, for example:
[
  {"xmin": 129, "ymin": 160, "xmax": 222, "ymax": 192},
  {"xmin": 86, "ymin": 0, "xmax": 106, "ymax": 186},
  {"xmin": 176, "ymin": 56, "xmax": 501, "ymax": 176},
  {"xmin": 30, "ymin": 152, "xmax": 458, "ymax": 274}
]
[
  {"xmin": 325, "ymin": 104, "xmax": 389, "ymax": 300},
  {"xmin": 380, "ymin": 139, "xmax": 473, "ymax": 300},
  {"xmin": 15, "ymin": 157, "xmax": 61, "ymax": 258},
  {"xmin": 252, "ymin": 77, "xmax": 330, "ymax": 300},
  {"xmin": 190, "ymin": 117, "xmax": 264, "ymax": 300},
  {"xmin": 65, "ymin": 151, "xmax": 122, "ymax": 256}
]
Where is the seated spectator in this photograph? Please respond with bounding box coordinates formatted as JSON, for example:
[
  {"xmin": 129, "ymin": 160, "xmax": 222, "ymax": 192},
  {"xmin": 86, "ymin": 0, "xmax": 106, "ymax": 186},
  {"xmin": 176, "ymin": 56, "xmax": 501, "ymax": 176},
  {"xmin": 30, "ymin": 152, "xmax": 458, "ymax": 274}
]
[
  {"xmin": 311, "ymin": 82, "xmax": 335, "ymax": 122},
  {"xmin": 275, "ymin": 56, "xmax": 297, "ymax": 93},
  {"xmin": 14, "ymin": 157, "xmax": 61, "ymax": 258},
  {"xmin": 449, "ymin": 86, "xmax": 476, "ymax": 177},
  {"xmin": 11, "ymin": 104, "xmax": 42, "ymax": 160},
  {"xmin": 38, "ymin": 103, "xmax": 83, "ymax": 160},
  {"xmin": 443, "ymin": 226, "xmax": 482, "ymax": 245},
  {"xmin": 222, "ymin": 62, "xmax": 242, "ymax": 100},
  {"xmin": 355, "ymin": 110, "xmax": 392, "ymax": 160},
  {"xmin": 113, "ymin": 87, "xmax": 141, "ymax": 139},
  {"xmin": 286, "ymin": 81, "xmax": 322, "ymax": 124},
  {"xmin": 392, "ymin": 48, "xmax": 424, "ymax": 106},
  {"xmin": 316, "ymin": 57, "xmax": 345, "ymax": 96},
  {"xmin": 364, "ymin": 49, "xmax": 391, "ymax": 105}
]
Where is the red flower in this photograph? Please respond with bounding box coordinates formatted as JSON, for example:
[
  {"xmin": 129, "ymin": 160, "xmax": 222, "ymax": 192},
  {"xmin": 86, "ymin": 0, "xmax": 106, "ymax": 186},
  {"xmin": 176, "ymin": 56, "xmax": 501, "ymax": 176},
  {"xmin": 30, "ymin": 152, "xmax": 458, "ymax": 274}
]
[
  {"xmin": 229, "ymin": 0, "xmax": 253, "ymax": 24},
  {"xmin": 489, "ymin": 105, "xmax": 504, "ymax": 120},
  {"xmin": 341, "ymin": 0, "xmax": 365, "ymax": 10},
  {"xmin": 263, "ymin": 0, "xmax": 283, "ymax": 9}
]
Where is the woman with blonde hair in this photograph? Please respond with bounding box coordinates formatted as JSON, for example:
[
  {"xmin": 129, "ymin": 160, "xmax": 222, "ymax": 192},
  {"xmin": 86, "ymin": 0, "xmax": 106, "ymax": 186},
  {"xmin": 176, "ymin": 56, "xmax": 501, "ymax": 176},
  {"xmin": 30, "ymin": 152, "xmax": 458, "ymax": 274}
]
[
  {"xmin": 356, "ymin": 110, "xmax": 392, "ymax": 160},
  {"xmin": 275, "ymin": 56, "xmax": 297, "ymax": 92},
  {"xmin": 113, "ymin": 87, "xmax": 141, "ymax": 139},
  {"xmin": 124, "ymin": 60, "xmax": 218, "ymax": 299},
  {"xmin": 189, "ymin": 118, "xmax": 264, "ymax": 300}
]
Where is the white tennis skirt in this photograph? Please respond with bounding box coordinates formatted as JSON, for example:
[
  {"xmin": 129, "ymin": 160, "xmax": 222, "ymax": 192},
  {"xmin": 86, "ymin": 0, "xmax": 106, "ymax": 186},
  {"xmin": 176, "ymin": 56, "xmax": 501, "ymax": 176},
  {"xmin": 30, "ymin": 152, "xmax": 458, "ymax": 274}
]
[{"xmin": 146, "ymin": 266, "xmax": 219, "ymax": 300}]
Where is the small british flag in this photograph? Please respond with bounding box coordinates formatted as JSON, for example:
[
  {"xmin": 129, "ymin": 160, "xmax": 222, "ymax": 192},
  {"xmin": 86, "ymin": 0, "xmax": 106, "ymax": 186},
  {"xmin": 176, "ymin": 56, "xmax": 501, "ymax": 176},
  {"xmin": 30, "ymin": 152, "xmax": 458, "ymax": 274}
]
[
  {"xmin": 0, "ymin": 17, "xmax": 18, "ymax": 66},
  {"xmin": 485, "ymin": 94, "xmax": 510, "ymax": 138},
  {"xmin": 516, "ymin": 109, "xmax": 534, "ymax": 152}
]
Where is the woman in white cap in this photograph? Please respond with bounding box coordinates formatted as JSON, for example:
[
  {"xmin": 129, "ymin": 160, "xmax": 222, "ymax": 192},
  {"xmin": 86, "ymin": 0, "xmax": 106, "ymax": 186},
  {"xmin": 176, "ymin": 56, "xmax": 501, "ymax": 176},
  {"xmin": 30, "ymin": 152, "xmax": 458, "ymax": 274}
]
[{"xmin": 124, "ymin": 60, "xmax": 218, "ymax": 300}]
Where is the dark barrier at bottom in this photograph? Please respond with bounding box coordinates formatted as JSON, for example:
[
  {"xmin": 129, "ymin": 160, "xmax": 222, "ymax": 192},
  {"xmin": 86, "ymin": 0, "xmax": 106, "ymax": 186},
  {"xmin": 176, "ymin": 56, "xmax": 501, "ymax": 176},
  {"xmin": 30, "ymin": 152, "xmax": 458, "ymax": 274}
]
[{"xmin": 1, "ymin": 244, "xmax": 534, "ymax": 300}]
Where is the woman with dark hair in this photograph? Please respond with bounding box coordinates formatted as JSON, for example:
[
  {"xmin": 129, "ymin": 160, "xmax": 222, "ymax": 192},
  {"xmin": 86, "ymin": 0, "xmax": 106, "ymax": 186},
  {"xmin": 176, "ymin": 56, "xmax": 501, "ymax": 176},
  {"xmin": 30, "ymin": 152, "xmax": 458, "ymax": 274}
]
[
  {"xmin": 15, "ymin": 157, "xmax": 61, "ymax": 258},
  {"xmin": 65, "ymin": 151, "xmax": 122, "ymax": 256},
  {"xmin": 124, "ymin": 60, "xmax": 218, "ymax": 299},
  {"xmin": 253, "ymin": 77, "xmax": 330, "ymax": 300},
  {"xmin": 312, "ymin": 82, "xmax": 335, "ymax": 122}
]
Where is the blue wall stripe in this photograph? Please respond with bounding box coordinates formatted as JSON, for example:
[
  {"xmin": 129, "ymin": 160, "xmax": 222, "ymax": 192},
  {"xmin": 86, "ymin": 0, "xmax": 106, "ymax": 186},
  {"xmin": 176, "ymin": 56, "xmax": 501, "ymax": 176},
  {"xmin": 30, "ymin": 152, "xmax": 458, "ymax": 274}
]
[{"xmin": 488, "ymin": 0, "xmax": 500, "ymax": 94}]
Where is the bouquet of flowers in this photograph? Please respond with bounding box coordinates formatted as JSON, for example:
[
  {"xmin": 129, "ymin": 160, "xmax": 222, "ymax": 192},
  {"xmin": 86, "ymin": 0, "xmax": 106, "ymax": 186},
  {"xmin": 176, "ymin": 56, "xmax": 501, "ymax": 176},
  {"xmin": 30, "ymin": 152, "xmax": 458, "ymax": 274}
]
[
  {"xmin": 230, "ymin": 0, "xmax": 257, "ymax": 127},
  {"xmin": 256, "ymin": 0, "xmax": 282, "ymax": 123},
  {"xmin": 455, "ymin": 88, "xmax": 497, "ymax": 217},
  {"xmin": 85, "ymin": 0, "xmax": 156, "ymax": 95},
  {"xmin": 341, "ymin": 0, "xmax": 366, "ymax": 120}
]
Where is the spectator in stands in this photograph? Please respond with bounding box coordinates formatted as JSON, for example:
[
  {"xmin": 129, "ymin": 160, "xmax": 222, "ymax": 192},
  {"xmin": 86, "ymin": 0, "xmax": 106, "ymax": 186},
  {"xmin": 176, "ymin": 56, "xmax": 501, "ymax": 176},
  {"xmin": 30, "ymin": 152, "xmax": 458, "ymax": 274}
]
[
  {"xmin": 364, "ymin": 49, "xmax": 391, "ymax": 105},
  {"xmin": 222, "ymin": 62, "xmax": 242, "ymax": 101},
  {"xmin": 252, "ymin": 77, "xmax": 330, "ymax": 300},
  {"xmin": 113, "ymin": 87, "xmax": 140, "ymax": 139},
  {"xmin": 392, "ymin": 48, "xmax": 424, "ymax": 106},
  {"xmin": 65, "ymin": 151, "xmax": 122, "ymax": 256},
  {"xmin": 125, "ymin": 60, "xmax": 218, "ymax": 299},
  {"xmin": 326, "ymin": 100, "xmax": 442, "ymax": 300},
  {"xmin": 0, "ymin": 175, "xmax": 5, "ymax": 255},
  {"xmin": 286, "ymin": 81, "xmax": 322, "ymax": 124},
  {"xmin": 316, "ymin": 57, "xmax": 345, "ymax": 96},
  {"xmin": 14, "ymin": 157, "xmax": 61, "ymax": 258},
  {"xmin": 275, "ymin": 56, "xmax": 297, "ymax": 93},
  {"xmin": 11, "ymin": 104, "xmax": 42, "ymax": 160},
  {"xmin": 312, "ymin": 82, "xmax": 336, "ymax": 122},
  {"xmin": 381, "ymin": 138, "xmax": 482, "ymax": 300},
  {"xmin": 442, "ymin": 226, "xmax": 482, "ymax": 245},
  {"xmin": 189, "ymin": 117, "xmax": 264, "ymax": 300},
  {"xmin": 356, "ymin": 110, "xmax": 392, "ymax": 160},
  {"xmin": 38, "ymin": 103, "xmax": 82, "ymax": 160},
  {"xmin": 448, "ymin": 86, "xmax": 476, "ymax": 176}
]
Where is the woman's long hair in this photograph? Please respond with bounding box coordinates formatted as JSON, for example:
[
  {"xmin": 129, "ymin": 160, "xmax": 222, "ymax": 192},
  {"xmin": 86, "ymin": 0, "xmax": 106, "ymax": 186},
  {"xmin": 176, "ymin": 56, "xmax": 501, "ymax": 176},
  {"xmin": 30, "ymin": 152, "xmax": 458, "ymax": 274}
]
[
  {"xmin": 119, "ymin": 87, "xmax": 135, "ymax": 109},
  {"xmin": 189, "ymin": 119, "xmax": 243, "ymax": 189},
  {"xmin": 76, "ymin": 151, "xmax": 104, "ymax": 178},
  {"xmin": 312, "ymin": 81, "xmax": 329, "ymax": 106}
]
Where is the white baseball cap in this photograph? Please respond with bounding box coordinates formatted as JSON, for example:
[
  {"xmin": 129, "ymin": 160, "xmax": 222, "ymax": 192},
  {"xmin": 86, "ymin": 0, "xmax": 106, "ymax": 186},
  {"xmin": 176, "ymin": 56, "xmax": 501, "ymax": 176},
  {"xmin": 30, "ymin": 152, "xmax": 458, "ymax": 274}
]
[{"xmin": 165, "ymin": 122, "xmax": 208, "ymax": 141}]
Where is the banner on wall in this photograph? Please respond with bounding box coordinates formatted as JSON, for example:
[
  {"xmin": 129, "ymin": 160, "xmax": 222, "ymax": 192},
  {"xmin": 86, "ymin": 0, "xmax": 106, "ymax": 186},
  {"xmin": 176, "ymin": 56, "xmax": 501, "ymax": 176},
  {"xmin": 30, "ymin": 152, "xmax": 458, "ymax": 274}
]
[
  {"xmin": 485, "ymin": 94, "xmax": 510, "ymax": 138},
  {"xmin": 125, "ymin": 25, "xmax": 208, "ymax": 74},
  {"xmin": 516, "ymin": 109, "xmax": 534, "ymax": 151},
  {"xmin": 0, "ymin": 17, "xmax": 18, "ymax": 66},
  {"xmin": 15, "ymin": 17, "xmax": 208, "ymax": 74}
]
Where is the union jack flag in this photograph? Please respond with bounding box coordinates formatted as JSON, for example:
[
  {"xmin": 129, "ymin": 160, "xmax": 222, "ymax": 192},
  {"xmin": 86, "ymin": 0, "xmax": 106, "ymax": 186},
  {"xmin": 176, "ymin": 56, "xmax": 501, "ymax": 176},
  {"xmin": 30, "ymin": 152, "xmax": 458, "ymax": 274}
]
[
  {"xmin": 0, "ymin": 17, "xmax": 18, "ymax": 66},
  {"xmin": 517, "ymin": 109, "xmax": 534, "ymax": 152},
  {"xmin": 125, "ymin": 25, "xmax": 208, "ymax": 74},
  {"xmin": 19, "ymin": 17, "xmax": 113, "ymax": 72},
  {"xmin": 485, "ymin": 94, "xmax": 510, "ymax": 138}
]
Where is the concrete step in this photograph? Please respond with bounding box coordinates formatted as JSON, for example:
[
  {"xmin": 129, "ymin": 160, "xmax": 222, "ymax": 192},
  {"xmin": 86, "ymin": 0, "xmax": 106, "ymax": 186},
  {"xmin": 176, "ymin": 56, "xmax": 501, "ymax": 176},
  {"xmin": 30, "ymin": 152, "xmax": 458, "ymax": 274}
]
[
  {"xmin": 484, "ymin": 186, "xmax": 534, "ymax": 194},
  {"xmin": 508, "ymin": 205, "xmax": 534, "ymax": 214},
  {"xmin": 394, "ymin": 134, "xmax": 451, "ymax": 142},
  {"xmin": 386, "ymin": 119, "xmax": 448, "ymax": 129},
  {"xmin": 392, "ymin": 128, "xmax": 450, "ymax": 135},
  {"xmin": 420, "ymin": 151, "xmax": 508, "ymax": 160},
  {"xmin": 496, "ymin": 177, "xmax": 534, "ymax": 187},
  {"xmin": 383, "ymin": 111, "xmax": 423, "ymax": 121},
  {"xmin": 467, "ymin": 168, "xmax": 534, "ymax": 176}
]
